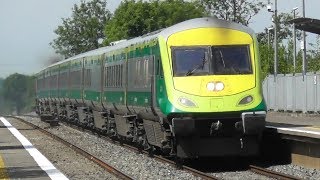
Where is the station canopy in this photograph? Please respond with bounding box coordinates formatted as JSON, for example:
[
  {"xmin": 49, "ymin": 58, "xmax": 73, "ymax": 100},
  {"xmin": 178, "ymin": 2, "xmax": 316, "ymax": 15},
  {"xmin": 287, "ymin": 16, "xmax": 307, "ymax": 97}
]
[{"xmin": 289, "ymin": 17, "xmax": 320, "ymax": 35}]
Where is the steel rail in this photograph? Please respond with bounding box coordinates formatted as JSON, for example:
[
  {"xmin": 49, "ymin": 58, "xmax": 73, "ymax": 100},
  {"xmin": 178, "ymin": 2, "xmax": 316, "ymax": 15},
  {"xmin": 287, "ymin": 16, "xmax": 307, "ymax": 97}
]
[
  {"xmin": 5, "ymin": 115, "xmax": 133, "ymax": 180},
  {"xmin": 249, "ymin": 165, "xmax": 302, "ymax": 180}
]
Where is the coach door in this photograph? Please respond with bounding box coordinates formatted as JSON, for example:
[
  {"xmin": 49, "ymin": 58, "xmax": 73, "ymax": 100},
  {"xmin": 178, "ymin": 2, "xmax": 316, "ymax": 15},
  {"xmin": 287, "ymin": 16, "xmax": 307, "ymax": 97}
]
[{"xmin": 126, "ymin": 54, "xmax": 154, "ymax": 114}]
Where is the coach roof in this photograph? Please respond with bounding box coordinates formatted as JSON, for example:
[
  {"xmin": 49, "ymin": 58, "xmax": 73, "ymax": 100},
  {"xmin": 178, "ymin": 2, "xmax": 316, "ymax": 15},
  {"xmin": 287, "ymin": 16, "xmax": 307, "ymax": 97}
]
[{"xmin": 46, "ymin": 17, "xmax": 255, "ymax": 69}]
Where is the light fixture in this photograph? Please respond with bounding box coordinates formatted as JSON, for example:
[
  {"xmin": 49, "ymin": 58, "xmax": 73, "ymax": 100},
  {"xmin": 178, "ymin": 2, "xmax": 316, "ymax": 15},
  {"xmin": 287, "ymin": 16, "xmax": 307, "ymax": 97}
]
[{"xmin": 178, "ymin": 97, "xmax": 197, "ymax": 107}]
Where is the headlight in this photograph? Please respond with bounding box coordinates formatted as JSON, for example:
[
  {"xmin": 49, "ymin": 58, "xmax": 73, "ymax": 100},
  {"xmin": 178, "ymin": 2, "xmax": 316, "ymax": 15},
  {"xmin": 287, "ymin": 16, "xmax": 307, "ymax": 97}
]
[
  {"xmin": 206, "ymin": 82, "xmax": 215, "ymax": 91},
  {"xmin": 215, "ymin": 82, "xmax": 224, "ymax": 91},
  {"xmin": 178, "ymin": 97, "xmax": 197, "ymax": 107},
  {"xmin": 206, "ymin": 81, "xmax": 224, "ymax": 91},
  {"xmin": 238, "ymin": 95, "xmax": 253, "ymax": 105}
]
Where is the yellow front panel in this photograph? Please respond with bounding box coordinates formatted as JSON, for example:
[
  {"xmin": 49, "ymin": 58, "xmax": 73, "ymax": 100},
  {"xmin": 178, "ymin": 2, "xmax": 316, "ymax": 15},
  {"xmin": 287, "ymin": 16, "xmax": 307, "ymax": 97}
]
[
  {"xmin": 167, "ymin": 28, "xmax": 255, "ymax": 96},
  {"xmin": 174, "ymin": 75, "xmax": 255, "ymax": 96},
  {"xmin": 167, "ymin": 28, "xmax": 253, "ymax": 46}
]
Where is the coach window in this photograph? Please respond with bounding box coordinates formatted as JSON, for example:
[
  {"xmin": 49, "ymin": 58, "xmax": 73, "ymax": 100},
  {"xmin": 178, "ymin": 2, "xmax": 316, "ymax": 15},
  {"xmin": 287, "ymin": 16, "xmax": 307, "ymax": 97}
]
[
  {"xmin": 106, "ymin": 67, "xmax": 110, "ymax": 87},
  {"xmin": 113, "ymin": 66, "xmax": 116, "ymax": 87},
  {"xmin": 44, "ymin": 73, "xmax": 47, "ymax": 90},
  {"xmin": 157, "ymin": 58, "xmax": 164, "ymax": 78},
  {"xmin": 120, "ymin": 64, "xmax": 123, "ymax": 87},
  {"xmin": 109, "ymin": 66, "xmax": 112, "ymax": 87},
  {"xmin": 107, "ymin": 67, "xmax": 110, "ymax": 87},
  {"xmin": 110, "ymin": 66, "xmax": 113, "ymax": 87},
  {"xmin": 59, "ymin": 72, "xmax": 64, "ymax": 88},
  {"xmin": 144, "ymin": 58, "xmax": 149, "ymax": 88},
  {"xmin": 134, "ymin": 60, "xmax": 140, "ymax": 88},
  {"xmin": 38, "ymin": 79, "xmax": 41, "ymax": 90},
  {"xmin": 84, "ymin": 69, "xmax": 91, "ymax": 88},
  {"xmin": 105, "ymin": 67, "xmax": 107, "ymax": 87},
  {"xmin": 71, "ymin": 70, "xmax": 81, "ymax": 88},
  {"xmin": 116, "ymin": 65, "xmax": 119, "ymax": 87},
  {"xmin": 118, "ymin": 65, "xmax": 122, "ymax": 87},
  {"xmin": 51, "ymin": 75, "xmax": 55, "ymax": 89}
]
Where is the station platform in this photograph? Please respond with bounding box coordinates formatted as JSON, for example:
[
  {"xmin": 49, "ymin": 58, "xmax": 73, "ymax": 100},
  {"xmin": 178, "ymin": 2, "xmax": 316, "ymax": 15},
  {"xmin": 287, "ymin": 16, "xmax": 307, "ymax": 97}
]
[
  {"xmin": 266, "ymin": 111, "xmax": 320, "ymax": 140},
  {"xmin": 0, "ymin": 117, "xmax": 68, "ymax": 180},
  {"xmin": 265, "ymin": 111, "xmax": 320, "ymax": 169}
]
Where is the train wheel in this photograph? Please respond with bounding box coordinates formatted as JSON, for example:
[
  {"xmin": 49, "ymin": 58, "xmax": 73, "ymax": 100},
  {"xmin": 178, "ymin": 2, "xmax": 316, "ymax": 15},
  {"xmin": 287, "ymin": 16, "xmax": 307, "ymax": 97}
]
[{"xmin": 174, "ymin": 157, "xmax": 184, "ymax": 169}]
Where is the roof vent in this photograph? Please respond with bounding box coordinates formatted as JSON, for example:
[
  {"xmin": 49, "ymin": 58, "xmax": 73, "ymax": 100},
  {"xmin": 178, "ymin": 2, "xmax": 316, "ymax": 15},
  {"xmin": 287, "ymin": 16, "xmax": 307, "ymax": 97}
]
[{"xmin": 110, "ymin": 39, "xmax": 127, "ymax": 46}]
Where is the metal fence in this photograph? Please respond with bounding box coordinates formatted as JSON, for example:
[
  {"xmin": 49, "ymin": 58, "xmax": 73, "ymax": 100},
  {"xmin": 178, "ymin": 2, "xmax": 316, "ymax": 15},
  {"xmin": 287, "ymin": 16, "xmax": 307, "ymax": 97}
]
[{"xmin": 262, "ymin": 73, "xmax": 320, "ymax": 113}]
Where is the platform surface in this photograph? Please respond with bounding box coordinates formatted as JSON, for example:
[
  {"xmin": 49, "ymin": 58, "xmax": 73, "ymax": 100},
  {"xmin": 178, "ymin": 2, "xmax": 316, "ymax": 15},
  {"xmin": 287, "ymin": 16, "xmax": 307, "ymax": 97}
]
[
  {"xmin": 266, "ymin": 111, "xmax": 320, "ymax": 139},
  {"xmin": 0, "ymin": 117, "xmax": 68, "ymax": 180}
]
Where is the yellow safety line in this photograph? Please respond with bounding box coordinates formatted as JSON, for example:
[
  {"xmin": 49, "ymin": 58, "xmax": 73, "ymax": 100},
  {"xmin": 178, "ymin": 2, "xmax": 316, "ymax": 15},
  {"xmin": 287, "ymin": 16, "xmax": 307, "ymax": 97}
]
[{"xmin": 0, "ymin": 153, "xmax": 8, "ymax": 180}]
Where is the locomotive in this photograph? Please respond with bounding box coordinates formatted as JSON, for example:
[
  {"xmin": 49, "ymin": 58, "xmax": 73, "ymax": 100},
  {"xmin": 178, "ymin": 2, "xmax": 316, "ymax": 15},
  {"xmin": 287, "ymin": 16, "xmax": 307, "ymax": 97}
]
[{"xmin": 36, "ymin": 17, "xmax": 266, "ymax": 158}]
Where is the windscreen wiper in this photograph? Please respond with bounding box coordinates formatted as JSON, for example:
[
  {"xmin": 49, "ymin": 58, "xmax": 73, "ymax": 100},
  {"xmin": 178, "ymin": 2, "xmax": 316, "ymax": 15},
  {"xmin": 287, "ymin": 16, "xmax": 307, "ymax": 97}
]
[{"xmin": 185, "ymin": 57, "xmax": 208, "ymax": 76}]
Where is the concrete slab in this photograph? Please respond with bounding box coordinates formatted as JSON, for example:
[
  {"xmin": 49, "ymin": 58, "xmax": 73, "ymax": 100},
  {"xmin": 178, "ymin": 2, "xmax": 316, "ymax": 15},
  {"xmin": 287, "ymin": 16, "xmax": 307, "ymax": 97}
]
[
  {"xmin": 0, "ymin": 117, "xmax": 68, "ymax": 180},
  {"xmin": 266, "ymin": 111, "xmax": 320, "ymax": 139}
]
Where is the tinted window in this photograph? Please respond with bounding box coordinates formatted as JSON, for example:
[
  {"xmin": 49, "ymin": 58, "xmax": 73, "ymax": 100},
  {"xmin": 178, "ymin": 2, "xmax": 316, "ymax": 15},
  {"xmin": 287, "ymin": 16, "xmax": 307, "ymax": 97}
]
[
  {"xmin": 212, "ymin": 46, "xmax": 251, "ymax": 75},
  {"xmin": 172, "ymin": 48, "xmax": 209, "ymax": 76},
  {"xmin": 172, "ymin": 45, "xmax": 251, "ymax": 76}
]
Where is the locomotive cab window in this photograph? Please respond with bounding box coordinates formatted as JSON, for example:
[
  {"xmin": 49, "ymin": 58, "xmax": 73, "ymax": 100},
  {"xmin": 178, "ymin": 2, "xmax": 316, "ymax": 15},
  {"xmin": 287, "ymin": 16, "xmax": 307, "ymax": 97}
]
[
  {"xmin": 211, "ymin": 45, "xmax": 252, "ymax": 75},
  {"xmin": 172, "ymin": 47, "xmax": 210, "ymax": 76},
  {"xmin": 172, "ymin": 45, "xmax": 252, "ymax": 76}
]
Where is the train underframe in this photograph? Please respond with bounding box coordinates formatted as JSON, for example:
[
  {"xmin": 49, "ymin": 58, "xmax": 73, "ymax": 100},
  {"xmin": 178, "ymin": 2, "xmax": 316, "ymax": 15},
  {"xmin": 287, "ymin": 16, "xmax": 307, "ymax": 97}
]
[
  {"xmin": 36, "ymin": 98, "xmax": 266, "ymax": 158},
  {"xmin": 171, "ymin": 111, "xmax": 266, "ymax": 158}
]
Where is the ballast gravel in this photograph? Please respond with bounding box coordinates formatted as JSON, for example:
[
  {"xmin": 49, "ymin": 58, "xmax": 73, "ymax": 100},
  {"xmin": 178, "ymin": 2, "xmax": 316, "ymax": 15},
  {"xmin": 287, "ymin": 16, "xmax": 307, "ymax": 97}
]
[
  {"xmin": 268, "ymin": 164, "xmax": 320, "ymax": 180},
  {"xmin": 209, "ymin": 170, "xmax": 272, "ymax": 180},
  {"xmin": 6, "ymin": 117, "xmax": 117, "ymax": 180},
  {"xmin": 15, "ymin": 116, "xmax": 200, "ymax": 180},
  {"xmin": 8, "ymin": 115, "xmax": 320, "ymax": 180}
]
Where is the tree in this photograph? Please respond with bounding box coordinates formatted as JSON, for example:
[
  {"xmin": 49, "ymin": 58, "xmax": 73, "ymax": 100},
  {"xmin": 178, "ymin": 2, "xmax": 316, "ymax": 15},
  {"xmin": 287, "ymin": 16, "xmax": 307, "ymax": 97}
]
[
  {"xmin": 199, "ymin": 0, "xmax": 265, "ymax": 26},
  {"xmin": 104, "ymin": 0, "xmax": 205, "ymax": 44},
  {"xmin": 307, "ymin": 35, "xmax": 320, "ymax": 72},
  {"xmin": 1, "ymin": 74, "xmax": 35, "ymax": 115},
  {"xmin": 0, "ymin": 78, "xmax": 3, "ymax": 88},
  {"xmin": 51, "ymin": 0, "xmax": 111, "ymax": 58},
  {"xmin": 257, "ymin": 11, "xmax": 306, "ymax": 78}
]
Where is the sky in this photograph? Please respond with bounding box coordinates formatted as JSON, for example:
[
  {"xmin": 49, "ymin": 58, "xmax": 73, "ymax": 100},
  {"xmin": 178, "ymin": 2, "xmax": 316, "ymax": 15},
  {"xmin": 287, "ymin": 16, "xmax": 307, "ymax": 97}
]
[{"xmin": 0, "ymin": 0, "xmax": 319, "ymax": 78}]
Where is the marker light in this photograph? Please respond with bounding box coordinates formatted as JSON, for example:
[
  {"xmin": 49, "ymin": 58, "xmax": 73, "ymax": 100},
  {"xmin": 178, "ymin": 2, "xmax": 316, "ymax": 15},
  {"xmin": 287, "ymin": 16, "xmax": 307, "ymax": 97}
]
[
  {"xmin": 178, "ymin": 97, "xmax": 197, "ymax": 107},
  {"xmin": 238, "ymin": 95, "xmax": 254, "ymax": 105}
]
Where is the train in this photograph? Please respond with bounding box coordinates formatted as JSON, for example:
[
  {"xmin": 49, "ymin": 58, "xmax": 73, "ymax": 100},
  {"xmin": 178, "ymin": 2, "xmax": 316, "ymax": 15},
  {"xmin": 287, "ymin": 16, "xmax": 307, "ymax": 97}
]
[{"xmin": 35, "ymin": 17, "xmax": 266, "ymax": 158}]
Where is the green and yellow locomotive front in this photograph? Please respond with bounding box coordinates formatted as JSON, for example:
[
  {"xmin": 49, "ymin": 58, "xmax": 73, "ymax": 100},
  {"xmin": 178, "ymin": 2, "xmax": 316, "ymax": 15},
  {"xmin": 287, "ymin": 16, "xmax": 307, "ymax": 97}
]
[{"xmin": 157, "ymin": 18, "xmax": 266, "ymax": 157}]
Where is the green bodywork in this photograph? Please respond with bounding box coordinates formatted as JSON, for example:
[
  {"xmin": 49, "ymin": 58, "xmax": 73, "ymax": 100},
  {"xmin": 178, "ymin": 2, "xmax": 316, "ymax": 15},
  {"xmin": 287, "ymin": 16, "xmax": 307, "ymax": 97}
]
[{"xmin": 36, "ymin": 33, "xmax": 266, "ymax": 117}]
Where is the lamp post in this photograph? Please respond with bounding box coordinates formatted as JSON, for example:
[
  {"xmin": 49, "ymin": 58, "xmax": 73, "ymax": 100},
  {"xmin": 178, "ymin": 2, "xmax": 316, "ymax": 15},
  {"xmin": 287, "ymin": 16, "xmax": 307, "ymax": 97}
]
[
  {"xmin": 268, "ymin": 0, "xmax": 278, "ymax": 80},
  {"xmin": 267, "ymin": 27, "xmax": 274, "ymax": 48},
  {"xmin": 302, "ymin": 0, "xmax": 307, "ymax": 77},
  {"xmin": 292, "ymin": 7, "xmax": 298, "ymax": 73},
  {"xmin": 267, "ymin": 27, "xmax": 274, "ymax": 72}
]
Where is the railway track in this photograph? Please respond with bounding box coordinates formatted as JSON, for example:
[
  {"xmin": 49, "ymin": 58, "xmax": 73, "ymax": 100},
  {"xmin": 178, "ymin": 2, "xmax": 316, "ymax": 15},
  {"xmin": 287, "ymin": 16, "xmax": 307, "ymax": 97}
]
[
  {"xmin": 8, "ymin": 115, "xmax": 219, "ymax": 179},
  {"xmin": 121, "ymin": 143, "xmax": 218, "ymax": 180},
  {"xmin": 13, "ymin": 115, "xmax": 302, "ymax": 180},
  {"xmin": 249, "ymin": 165, "xmax": 301, "ymax": 180},
  {"xmin": 5, "ymin": 115, "xmax": 133, "ymax": 180}
]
